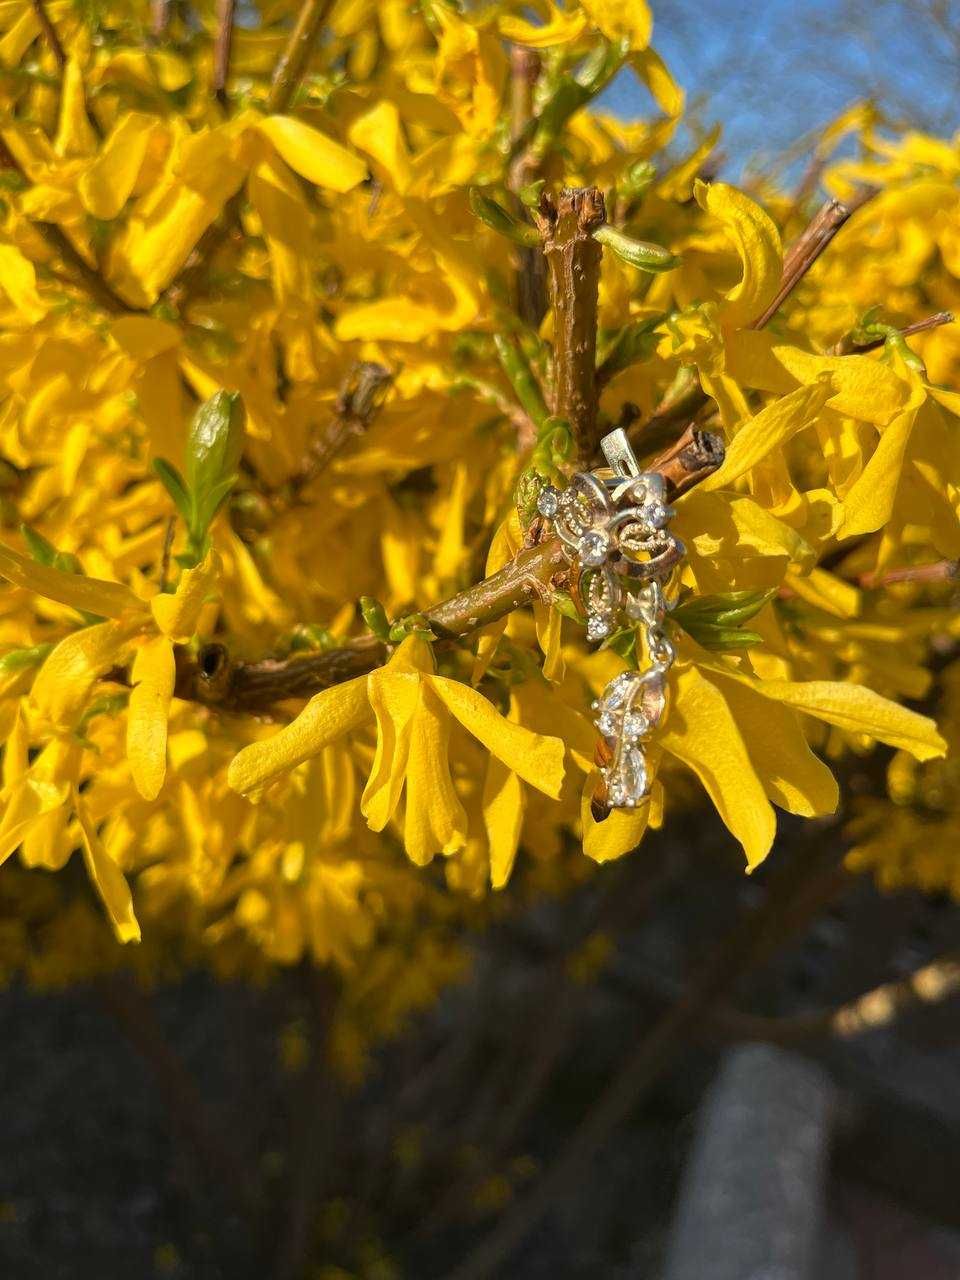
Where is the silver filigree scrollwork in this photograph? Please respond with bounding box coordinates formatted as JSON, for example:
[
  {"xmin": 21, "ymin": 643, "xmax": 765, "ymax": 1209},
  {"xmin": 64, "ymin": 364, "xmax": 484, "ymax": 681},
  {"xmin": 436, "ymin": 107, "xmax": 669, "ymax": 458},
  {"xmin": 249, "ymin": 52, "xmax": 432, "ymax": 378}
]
[{"xmin": 536, "ymin": 428, "xmax": 683, "ymax": 809}]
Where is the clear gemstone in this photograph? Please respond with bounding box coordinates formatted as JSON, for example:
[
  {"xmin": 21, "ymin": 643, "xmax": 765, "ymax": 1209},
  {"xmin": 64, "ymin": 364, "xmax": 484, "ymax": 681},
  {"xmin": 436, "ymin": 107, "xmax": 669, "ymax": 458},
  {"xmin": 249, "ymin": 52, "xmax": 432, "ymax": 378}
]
[
  {"xmin": 597, "ymin": 710, "xmax": 617, "ymax": 738},
  {"xmin": 640, "ymin": 499, "xmax": 670, "ymax": 530},
  {"xmin": 578, "ymin": 529, "xmax": 611, "ymax": 567},
  {"xmin": 622, "ymin": 710, "xmax": 648, "ymax": 740},
  {"xmin": 598, "ymin": 671, "xmax": 635, "ymax": 711},
  {"xmin": 586, "ymin": 614, "xmax": 611, "ymax": 641},
  {"xmin": 619, "ymin": 744, "xmax": 649, "ymax": 804},
  {"xmin": 537, "ymin": 485, "xmax": 560, "ymax": 518}
]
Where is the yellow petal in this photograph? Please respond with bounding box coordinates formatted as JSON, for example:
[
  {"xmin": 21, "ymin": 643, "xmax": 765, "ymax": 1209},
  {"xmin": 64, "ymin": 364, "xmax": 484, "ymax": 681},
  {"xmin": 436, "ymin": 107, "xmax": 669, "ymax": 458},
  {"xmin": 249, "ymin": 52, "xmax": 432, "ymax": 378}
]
[
  {"xmin": 694, "ymin": 180, "xmax": 782, "ymax": 328},
  {"xmin": 227, "ymin": 675, "xmax": 372, "ymax": 798},
  {"xmin": 783, "ymin": 566, "xmax": 861, "ymax": 619},
  {"xmin": 707, "ymin": 672, "xmax": 839, "ymax": 818},
  {"xmin": 632, "ymin": 46, "xmax": 684, "ymax": 117},
  {"xmin": 841, "ymin": 395, "xmax": 923, "ymax": 537},
  {"xmin": 699, "ymin": 381, "xmax": 833, "ymax": 491},
  {"xmin": 483, "ymin": 755, "xmax": 526, "ymax": 889},
  {"xmin": 581, "ymin": 776, "xmax": 651, "ymax": 863},
  {"xmin": 660, "ymin": 662, "xmax": 776, "ymax": 870},
  {"xmin": 0, "ymin": 540, "xmax": 144, "ymax": 619},
  {"xmin": 151, "ymin": 551, "xmax": 220, "ymax": 641},
  {"xmin": 78, "ymin": 112, "xmax": 158, "ymax": 219},
  {"xmin": 0, "ymin": 777, "xmax": 69, "ymax": 868},
  {"xmin": 0, "ymin": 243, "xmax": 47, "ymax": 324},
  {"xmin": 580, "ymin": 0, "xmax": 652, "ymax": 49},
  {"xmin": 55, "ymin": 57, "xmax": 98, "ymax": 157},
  {"xmin": 360, "ymin": 668, "xmax": 420, "ymax": 831},
  {"xmin": 258, "ymin": 115, "xmax": 368, "ymax": 192},
  {"xmin": 724, "ymin": 332, "xmax": 908, "ymax": 425},
  {"xmin": 74, "ymin": 790, "xmax": 141, "ymax": 944},
  {"xmin": 127, "ymin": 636, "xmax": 176, "ymax": 801},
  {"xmin": 429, "ymin": 675, "xmax": 565, "ymax": 799},
  {"xmin": 746, "ymin": 677, "xmax": 946, "ymax": 761},
  {"xmin": 498, "ymin": 3, "xmax": 588, "ymax": 47},
  {"xmin": 403, "ymin": 683, "xmax": 467, "ymax": 866},
  {"xmin": 347, "ymin": 99, "xmax": 413, "ymax": 193},
  {"xmin": 32, "ymin": 621, "xmax": 138, "ymax": 731}
]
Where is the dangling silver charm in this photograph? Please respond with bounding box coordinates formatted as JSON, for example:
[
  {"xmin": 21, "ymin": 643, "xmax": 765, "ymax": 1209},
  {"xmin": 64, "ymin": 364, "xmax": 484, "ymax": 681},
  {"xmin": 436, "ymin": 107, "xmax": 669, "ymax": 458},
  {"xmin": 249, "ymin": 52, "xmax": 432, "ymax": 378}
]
[{"xmin": 536, "ymin": 428, "xmax": 683, "ymax": 810}]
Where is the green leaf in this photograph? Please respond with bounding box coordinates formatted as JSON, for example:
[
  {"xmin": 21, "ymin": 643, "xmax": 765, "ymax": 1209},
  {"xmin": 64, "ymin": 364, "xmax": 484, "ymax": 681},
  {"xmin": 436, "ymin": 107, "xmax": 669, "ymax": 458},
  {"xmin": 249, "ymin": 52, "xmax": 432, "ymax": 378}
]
[
  {"xmin": 152, "ymin": 458, "xmax": 192, "ymax": 523},
  {"xmin": 593, "ymin": 224, "xmax": 680, "ymax": 273},
  {"xmin": 0, "ymin": 642, "xmax": 53, "ymax": 674},
  {"xmin": 519, "ymin": 179, "xmax": 545, "ymax": 209},
  {"xmin": 195, "ymin": 472, "xmax": 239, "ymax": 535},
  {"xmin": 360, "ymin": 596, "xmax": 391, "ymax": 642},
  {"xmin": 185, "ymin": 391, "xmax": 245, "ymax": 517},
  {"xmin": 673, "ymin": 589, "xmax": 776, "ymax": 629},
  {"xmin": 20, "ymin": 524, "xmax": 82, "ymax": 575},
  {"xmin": 673, "ymin": 590, "xmax": 774, "ymax": 651},
  {"xmin": 468, "ymin": 188, "xmax": 540, "ymax": 248},
  {"xmin": 493, "ymin": 333, "xmax": 549, "ymax": 426},
  {"xmin": 596, "ymin": 313, "xmax": 666, "ymax": 384},
  {"xmin": 619, "ymin": 160, "xmax": 656, "ymax": 201},
  {"xmin": 680, "ymin": 621, "xmax": 764, "ymax": 651}
]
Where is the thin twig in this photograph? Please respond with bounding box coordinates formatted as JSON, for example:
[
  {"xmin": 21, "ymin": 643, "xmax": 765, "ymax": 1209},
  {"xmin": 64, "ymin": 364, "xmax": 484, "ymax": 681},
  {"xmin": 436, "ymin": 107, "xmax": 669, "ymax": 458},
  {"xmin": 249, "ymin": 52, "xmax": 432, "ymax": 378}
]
[
  {"xmin": 832, "ymin": 310, "xmax": 954, "ymax": 355},
  {"xmin": 860, "ymin": 559, "xmax": 958, "ymax": 589},
  {"xmin": 752, "ymin": 188, "xmax": 877, "ymax": 330},
  {"xmin": 629, "ymin": 187, "xmax": 880, "ymax": 453},
  {"xmin": 213, "ymin": 0, "xmax": 237, "ymax": 106},
  {"xmin": 150, "ymin": 0, "xmax": 172, "ymax": 40},
  {"xmin": 508, "ymin": 45, "xmax": 547, "ymax": 328},
  {"xmin": 30, "ymin": 0, "xmax": 66, "ymax": 71},
  {"xmin": 266, "ymin": 0, "xmax": 333, "ymax": 114}
]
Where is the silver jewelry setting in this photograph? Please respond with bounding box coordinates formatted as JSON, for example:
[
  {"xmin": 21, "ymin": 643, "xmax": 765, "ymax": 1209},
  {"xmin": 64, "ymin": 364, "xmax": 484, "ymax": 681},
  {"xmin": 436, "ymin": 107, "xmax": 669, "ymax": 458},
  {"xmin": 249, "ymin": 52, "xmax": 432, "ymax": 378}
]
[{"xmin": 536, "ymin": 428, "xmax": 683, "ymax": 810}]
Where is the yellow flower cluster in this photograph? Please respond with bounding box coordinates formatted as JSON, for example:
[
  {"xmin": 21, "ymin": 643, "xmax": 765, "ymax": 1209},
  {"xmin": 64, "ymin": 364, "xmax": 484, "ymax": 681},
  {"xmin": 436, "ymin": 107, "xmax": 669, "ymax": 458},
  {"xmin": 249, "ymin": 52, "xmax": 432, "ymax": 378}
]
[{"xmin": 0, "ymin": 0, "xmax": 955, "ymax": 1048}]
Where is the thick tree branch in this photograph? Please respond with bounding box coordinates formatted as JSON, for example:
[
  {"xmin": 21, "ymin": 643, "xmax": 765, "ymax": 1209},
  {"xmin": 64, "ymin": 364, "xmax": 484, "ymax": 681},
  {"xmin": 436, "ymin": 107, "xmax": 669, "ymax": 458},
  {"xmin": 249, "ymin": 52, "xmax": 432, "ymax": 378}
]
[
  {"xmin": 536, "ymin": 187, "xmax": 606, "ymax": 462},
  {"xmin": 175, "ymin": 426, "xmax": 724, "ymax": 711}
]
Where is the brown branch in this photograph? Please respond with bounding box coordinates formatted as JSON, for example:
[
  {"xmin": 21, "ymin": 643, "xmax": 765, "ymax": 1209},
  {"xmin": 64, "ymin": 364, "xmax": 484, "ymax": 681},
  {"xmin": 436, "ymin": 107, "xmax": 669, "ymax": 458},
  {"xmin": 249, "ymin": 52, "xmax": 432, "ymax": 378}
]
[
  {"xmin": 150, "ymin": 0, "xmax": 172, "ymax": 40},
  {"xmin": 174, "ymin": 426, "xmax": 724, "ymax": 711},
  {"xmin": 31, "ymin": 0, "xmax": 66, "ymax": 71},
  {"xmin": 508, "ymin": 46, "xmax": 547, "ymax": 328},
  {"xmin": 535, "ymin": 187, "xmax": 606, "ymax": 463},
  {"xmin": 35, "ymin": 220, "xmax": 132, "ymax": 313},
  {"xmin": 266, "ymin": 0, "xmax": 333, "ymax": 114},
  {"xmin": 213, "ymin": 0, "xmax": 237, "ymax": 106},
  {"xmin": 628, "ymin": 188, "xmax": 880, "ymax": 454},
  {"xmin": 860, "ymin": 559, "xmax": 958, "ymax": 589},
  {"xmin": 832, "ymin": 309, "xmax": 955, "ymax": 355},
  {"xmin": 751, "ymin": 188, "xmax": 877, "ymax": 330},
  {"xmin": 297, "ymin": 361, "xmax": 392, "ymax": 482},
  {"xmin": 1, "ymin": 140, "xmax": 133, "ymax": 313}
]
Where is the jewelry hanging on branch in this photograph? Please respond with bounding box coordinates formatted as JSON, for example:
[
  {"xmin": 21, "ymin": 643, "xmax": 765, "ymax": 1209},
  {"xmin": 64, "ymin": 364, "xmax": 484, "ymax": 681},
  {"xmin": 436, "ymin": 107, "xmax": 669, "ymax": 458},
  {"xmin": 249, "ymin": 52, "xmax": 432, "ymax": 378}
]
[{"xmin": 536, "ymin": 428, "xmax": 684, "ymax": 810}]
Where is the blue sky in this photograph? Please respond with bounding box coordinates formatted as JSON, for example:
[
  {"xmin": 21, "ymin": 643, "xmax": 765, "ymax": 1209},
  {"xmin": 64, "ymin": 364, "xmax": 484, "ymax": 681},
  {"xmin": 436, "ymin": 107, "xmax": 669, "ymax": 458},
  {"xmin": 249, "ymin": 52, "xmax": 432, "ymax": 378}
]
[{"xmin": 600, "ymin": 0, "xmax": 957, "ymax": 179}]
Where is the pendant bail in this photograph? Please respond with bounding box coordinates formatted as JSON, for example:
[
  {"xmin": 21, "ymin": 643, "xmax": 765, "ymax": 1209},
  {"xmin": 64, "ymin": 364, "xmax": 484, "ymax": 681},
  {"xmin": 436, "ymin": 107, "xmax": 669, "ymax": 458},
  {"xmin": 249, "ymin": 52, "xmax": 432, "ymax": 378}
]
[{"xmin": 600, "ymin": 427, "xmax": 641, "ymax": 479}]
